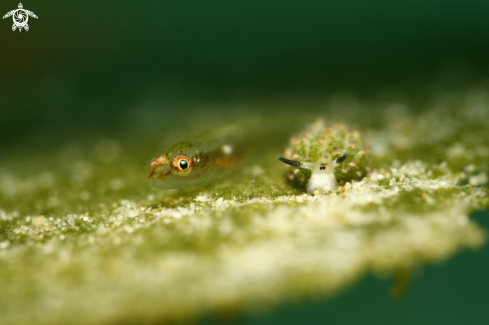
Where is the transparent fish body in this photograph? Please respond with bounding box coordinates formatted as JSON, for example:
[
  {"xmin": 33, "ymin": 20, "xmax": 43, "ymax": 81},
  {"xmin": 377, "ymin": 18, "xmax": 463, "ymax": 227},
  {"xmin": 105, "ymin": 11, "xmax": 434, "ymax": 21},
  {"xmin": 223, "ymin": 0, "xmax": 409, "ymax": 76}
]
[
  {"xmin": 149, "ymin": 123, "xmax": 246, "ymax": 190},
  {"xmin": 278, "ymin": 119, "xmax": 370, "ymax": 193}
]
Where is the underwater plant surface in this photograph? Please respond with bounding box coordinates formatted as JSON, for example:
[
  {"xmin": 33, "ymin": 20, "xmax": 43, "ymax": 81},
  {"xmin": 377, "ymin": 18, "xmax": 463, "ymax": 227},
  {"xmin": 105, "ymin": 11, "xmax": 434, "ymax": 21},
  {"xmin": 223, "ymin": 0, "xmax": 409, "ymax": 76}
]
[{"xmin": 1, "ymin": 88, "xmax": 488, "ymax": 325}]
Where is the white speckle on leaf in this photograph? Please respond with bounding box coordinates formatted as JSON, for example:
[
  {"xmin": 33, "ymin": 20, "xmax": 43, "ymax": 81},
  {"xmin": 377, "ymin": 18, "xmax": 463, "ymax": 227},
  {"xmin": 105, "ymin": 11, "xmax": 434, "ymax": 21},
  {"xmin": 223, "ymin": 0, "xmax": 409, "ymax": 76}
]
[
  {"xmin": 67, "ymin": 215, "xmax": 76, "ymax": 227},
  {"xmin": 195, "ymin": 194, "xmax": 211, "ymax": 202}
]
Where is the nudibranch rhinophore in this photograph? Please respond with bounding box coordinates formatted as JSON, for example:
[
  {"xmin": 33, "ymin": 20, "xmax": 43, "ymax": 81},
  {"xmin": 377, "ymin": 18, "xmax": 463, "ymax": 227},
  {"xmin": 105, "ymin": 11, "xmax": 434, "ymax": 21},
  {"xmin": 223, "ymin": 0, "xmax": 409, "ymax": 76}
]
[{"xmin": 278, "ymin": 119, "xmax": 370, "ymax": 193}]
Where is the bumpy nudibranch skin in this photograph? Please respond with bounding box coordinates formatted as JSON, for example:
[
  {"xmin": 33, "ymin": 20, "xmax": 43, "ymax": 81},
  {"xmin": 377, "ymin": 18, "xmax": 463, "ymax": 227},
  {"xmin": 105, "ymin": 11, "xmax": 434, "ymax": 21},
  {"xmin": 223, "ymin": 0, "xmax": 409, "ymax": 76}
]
[{"xmin": 280, "ymin": 119, "xmax": 370, "ymax": 193}]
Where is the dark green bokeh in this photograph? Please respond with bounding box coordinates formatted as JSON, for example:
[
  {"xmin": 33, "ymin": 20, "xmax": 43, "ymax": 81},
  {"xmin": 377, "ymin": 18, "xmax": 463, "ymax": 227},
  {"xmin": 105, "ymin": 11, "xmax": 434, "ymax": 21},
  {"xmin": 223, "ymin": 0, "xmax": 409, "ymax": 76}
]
[{"xmin": 2, "ymin": 0, "xmax": 489, "ymax": 147}]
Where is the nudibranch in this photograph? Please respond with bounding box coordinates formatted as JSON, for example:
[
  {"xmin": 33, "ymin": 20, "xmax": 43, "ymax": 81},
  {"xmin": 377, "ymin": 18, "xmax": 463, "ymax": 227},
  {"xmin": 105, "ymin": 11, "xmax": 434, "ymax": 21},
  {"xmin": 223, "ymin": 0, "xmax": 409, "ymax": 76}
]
[{"xmin": 278, "ymin": 119, "xmax": 370, "ymax": 193}]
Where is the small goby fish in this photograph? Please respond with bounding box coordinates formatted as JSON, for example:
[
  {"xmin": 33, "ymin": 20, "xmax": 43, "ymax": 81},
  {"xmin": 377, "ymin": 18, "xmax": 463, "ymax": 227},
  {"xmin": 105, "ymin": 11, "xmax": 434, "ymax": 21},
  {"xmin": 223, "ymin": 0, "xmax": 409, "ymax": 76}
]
[
  {"xmin": 278, "ymin": 119, "xmax": 370, "ymax": 193},
  {"xmin": 148, "ymin": 123, "xmax": 245, "ymax": 190}
]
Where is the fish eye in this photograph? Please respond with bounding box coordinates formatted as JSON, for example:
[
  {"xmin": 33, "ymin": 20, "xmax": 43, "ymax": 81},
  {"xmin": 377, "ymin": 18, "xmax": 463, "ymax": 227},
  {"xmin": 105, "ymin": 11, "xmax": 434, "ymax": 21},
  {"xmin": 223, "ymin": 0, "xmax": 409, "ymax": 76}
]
[
  {"xmin": 171, "ymin": 155, "xmax": 193, "ymax": 174},
  {"xmin": 179, "ymin": 159, "xmax": 188, "ymax": 170}
]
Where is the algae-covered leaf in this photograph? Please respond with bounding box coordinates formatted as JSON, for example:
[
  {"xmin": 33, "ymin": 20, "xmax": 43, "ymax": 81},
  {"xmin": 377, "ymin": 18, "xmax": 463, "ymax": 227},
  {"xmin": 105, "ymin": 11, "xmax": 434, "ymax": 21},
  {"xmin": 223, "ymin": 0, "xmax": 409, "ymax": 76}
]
[{"xmin": 0, "ymin": 89, "xmax": 488, "ymax": 325}]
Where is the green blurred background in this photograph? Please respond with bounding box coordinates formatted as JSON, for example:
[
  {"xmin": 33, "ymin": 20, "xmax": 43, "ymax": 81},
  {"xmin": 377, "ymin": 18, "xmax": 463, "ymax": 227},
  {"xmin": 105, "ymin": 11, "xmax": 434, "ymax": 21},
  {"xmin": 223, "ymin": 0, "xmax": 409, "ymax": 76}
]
[
  {"xmin": 1, "ymin": 1, "xmax": 489, "ymax": 324},
  {"xmin": 2, "ymin": 0, "xmax": 489, "ymax": 148}
]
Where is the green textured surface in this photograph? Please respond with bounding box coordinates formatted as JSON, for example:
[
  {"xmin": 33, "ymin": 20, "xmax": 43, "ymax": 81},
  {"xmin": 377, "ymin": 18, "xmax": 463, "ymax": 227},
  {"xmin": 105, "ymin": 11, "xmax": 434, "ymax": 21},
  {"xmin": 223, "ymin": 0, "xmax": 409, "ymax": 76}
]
[{"xmin": 1, "ymin": 89, "xmax": 489, "ymax": 324}]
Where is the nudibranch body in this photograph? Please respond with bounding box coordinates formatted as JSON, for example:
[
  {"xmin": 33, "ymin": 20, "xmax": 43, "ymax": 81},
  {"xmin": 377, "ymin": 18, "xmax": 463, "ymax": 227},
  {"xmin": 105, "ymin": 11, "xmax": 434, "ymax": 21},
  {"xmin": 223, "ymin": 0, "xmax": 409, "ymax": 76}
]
[
  {"xmin": 278, "ymin": 120, "xmax": 370, "ymax": 193},
  {"xmin": 149, "ymin": 124, "xmax": 243, "ymax": 190}
]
